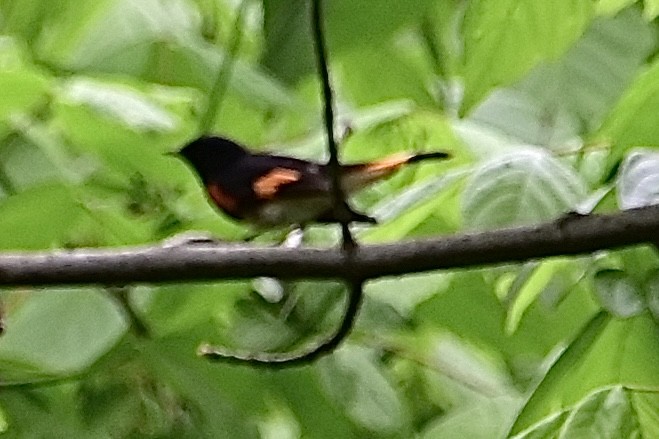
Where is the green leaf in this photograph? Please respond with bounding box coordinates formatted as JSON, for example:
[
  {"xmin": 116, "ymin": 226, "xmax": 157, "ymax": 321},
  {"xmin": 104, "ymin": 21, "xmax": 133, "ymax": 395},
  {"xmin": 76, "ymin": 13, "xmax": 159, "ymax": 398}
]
[
  {"xmin": 513, "ymin": 386, "xmax": 647, "ymax": 438},
  {"xmin": 414, "ymin": 271, "xmax": 599, "ymax": 368},
  {"xmin": 599, "ymin": 58, "xmax": 659, "ymax": 170},
  {"xmin": 261, "ymin": 0, "xmax": 438, "ymax": 84},
  {"xmin": 560, "ymin": 386, "xmax": 640, "ymax": 439},
  {"xmin": 644, "ymin": 0, "xmax": 659, "ymax": 18},
  {"xmin": 511, "ymin": 313, "xmax": 659, "ymax": 434},
  {"xmin": 260, "ymin": 0, "xmax": 313, "ymax": 84},
  {"xmin": 469, "ymin": 9, "xmax": 656, "ymax": 143},
  {"xmin": 268, "ymin": 367, "xmax": 361, "ymax": 439},
  {"xmin": 633, "ymin": 391, "xmax": 659, "ymax": 438},
  {"xmin": 36, "ymin": 0, "xmax": 201, "ymax": 73},
  {"xmin": 0, "ymin": 384, "xmax": 90, "ymax": 438},
  {"xmin": 422, "ymin": 331, "xmax": 515, "ymax": 397},
  {"xmin": 364, "ymin": 169, "xmax": 467, "ymax": 240},
  {"xmin": 145, "ymin": 282, "xmax": 251, "ymax": 336},
  {"xmin": 141, "ymin": 336, "xmax": 262, "ymax": 439},
  {"xmin": 0, "ymin": 0, "xmax": 50, "ymax": 42},
  {"xmin": 0, "ymin": 184, "xmax": 85, "ymax": 249},
  {"xmin": 225, "ymin": 281, "xmax": 346, "ymax": 354},
  {"xmin": 421, "ymin": 395, "xmax": 520, "ymax": 439},
  {"xmin": 644, "ymin": 270, "xmax": 659, "ymax": 323},
  {"xmin": 512, "ymin": 411, "xmax": 570, "ymax": 438},
  {"xmin": 337, "ymin": 45, "xmax": 434, "ymax": 107},
  {"xmin": 506, "ymin": 258, "xmax": 586, "ymax": 334},
  {"xmin": 461, "ymin": 0, "xmax": 594, "ymax": 114},
  {"xmin": 0, "ymin": 289, "xmax": 125, "ymax": 382},
  {"xmin": 462, "ymin": 150, "xmax": 587, "ymax": 229},
  {"xmin": 37, "ymin": 0, "xmax": 295, "ymax": 113},
  {"xmin": 0, "ymin": 37, "xmax": 52, "ymax": 121},
  {"xmin": 60, "ymin": 78, "xmax": 181, "ymax": 132},
  {"xmin": 318, "ymin": 345, "xmax": 412, "ymax": 435},
  {"xmin": 597, "ymin": 0, "xmax": 659, "ymax": 18},
  {"xmin": 51, "ymin": 78, "xmax": 197, "ymax": 185},
  {"xmin": 365, "ymin": 272, "xmax": 451, "ymax": 318},
  {"xmin": 596, "ymin": 0, "xmax": 637, "ymax": 15},
  {"xmin": 617, "ymin": 149, "xmax": 659, "ymax": 209}
]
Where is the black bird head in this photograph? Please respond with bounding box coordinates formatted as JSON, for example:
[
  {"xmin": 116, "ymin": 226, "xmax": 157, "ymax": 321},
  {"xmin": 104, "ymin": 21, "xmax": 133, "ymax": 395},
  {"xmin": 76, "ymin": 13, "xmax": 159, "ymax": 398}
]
[{"xmin": 177, "ymin": 136, "xmax": 248, "ymax": 182}]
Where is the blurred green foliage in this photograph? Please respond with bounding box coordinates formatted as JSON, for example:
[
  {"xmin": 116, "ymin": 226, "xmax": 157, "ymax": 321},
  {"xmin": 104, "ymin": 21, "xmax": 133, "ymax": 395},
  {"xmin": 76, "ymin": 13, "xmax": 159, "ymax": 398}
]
[{"xmin": 0, "ymin": 0, "xmax": 658, "ymax": 437}]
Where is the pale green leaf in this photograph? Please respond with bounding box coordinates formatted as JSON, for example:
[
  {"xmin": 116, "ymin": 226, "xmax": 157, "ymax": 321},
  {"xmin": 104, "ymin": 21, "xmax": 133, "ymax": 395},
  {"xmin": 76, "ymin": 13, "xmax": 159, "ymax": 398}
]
[
  {"xmin": 633, "ymin": 392, "xmax": 659, "ymax": 438},
  {"xmin": 644, "ymin": 0, "xmax": 659, "ymax": 18},
  {"xmin": 512, "ymin": 411, "xmax": 570, "ymax": 439},
  {"xmin": 59, "ymin": 78, "xmax": 179, "ymax": 132},
  {"xmin": 596, "ymin": 0, "xmax": 637, "ymax": 15},
  {"xmin": 559, "ymin": 386, "xmax": 640, "ymax": 439},
  {"xmin": 617, "ymin": 149, "xmax": 659, "ymax": 209},
  {"xmin": 0, "ymin": 184, "xmax": 85, "ymax": 249},
  {"xmin": 593, "ymin": 270, "xmax": 646, "ymax": 318},
  {"xmin": 644, "ymin": 270, "xmax": 659, "ymax": 322},
  {"xmin": 461, "ymin": 0, "xmax": 594, "ymax": 113},
  {"xmin": 462, "ymin": 150, "xmax": 587, "ymax": 229},
  {"xmin": 0, "ymin": 289, "xmax": 125, "ymax": 381},
  {"xmin": 421, "ymin": 395, "xmax": 520, "ymax": 439},
  {"xmin": 318, "ymin": 345, "xmax": 411, "ymax": 435},
  {"xmin": 0, "ymin": 37, "xmax": 51, "ymax": 120},
  {"xmin": 470, "ymin": 9, "xmax": 656, "ymax": 143}
]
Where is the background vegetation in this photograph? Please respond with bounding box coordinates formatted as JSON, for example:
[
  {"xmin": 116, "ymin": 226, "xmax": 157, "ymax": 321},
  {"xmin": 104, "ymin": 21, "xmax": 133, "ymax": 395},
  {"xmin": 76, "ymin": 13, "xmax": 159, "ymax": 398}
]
[{"xmin": 0, "ymin": 0, "xmax": 659, "ymax": 437}]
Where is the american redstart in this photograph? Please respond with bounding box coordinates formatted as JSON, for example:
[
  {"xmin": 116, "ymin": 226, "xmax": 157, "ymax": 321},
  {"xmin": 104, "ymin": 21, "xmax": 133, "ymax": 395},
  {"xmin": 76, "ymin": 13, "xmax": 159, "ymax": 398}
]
[{"xmin": 174, "ymin": 136, "xmax": 450, "ymax": 227}]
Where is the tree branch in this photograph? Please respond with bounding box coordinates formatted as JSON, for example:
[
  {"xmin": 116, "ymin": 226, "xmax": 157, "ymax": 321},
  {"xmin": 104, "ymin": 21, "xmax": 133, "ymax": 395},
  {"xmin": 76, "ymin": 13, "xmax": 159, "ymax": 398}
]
[{"xmin": 1, "ymin": 206, "xmax": 658, "ymax": 286}]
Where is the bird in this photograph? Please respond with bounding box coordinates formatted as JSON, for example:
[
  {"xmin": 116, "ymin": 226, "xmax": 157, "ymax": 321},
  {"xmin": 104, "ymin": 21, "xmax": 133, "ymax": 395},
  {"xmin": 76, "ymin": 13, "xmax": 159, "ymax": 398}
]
[{"xmin": 173, "ymin": 136, "xmax": 450, "ymax": 227}]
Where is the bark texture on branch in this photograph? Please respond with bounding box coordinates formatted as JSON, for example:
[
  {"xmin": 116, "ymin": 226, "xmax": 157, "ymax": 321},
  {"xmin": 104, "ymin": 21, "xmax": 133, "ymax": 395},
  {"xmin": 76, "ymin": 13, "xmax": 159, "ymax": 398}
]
[{"xmin": 0, "ymin": 205, "xmax": 657, "ymax": 287}]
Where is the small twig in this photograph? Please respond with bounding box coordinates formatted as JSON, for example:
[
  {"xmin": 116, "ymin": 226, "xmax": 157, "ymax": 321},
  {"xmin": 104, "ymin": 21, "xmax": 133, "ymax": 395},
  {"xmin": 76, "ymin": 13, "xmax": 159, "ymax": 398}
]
[
  {"xmin": 198, "ymin": 0, "xmax": 249, "ymax": 134},
  {"xmin": 105, "ymin": 287, "xmax": 150, "ymax": 338},
  {"xmin": 311, "ymin": 0, "xmax": 363, "ymax": 362},
  {"xmin": 311, "ymin": 0, "xmax": 355, "ymax": 250}
]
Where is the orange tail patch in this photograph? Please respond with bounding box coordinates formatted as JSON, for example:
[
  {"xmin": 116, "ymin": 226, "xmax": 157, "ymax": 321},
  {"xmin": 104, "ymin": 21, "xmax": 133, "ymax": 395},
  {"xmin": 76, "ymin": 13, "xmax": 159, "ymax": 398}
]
[
  {"xmin": 253, "ymin": 168, "xmax": 302, "ymax": 199},
  {"xmin": 342, "ymin": 153, "xmax": 413, "ymax": 190},
  {"xmin": 342, "ymin": 151, "xmax": 450, "ymax": 191},
  {"xmin": 361, "ymin": 153, "xmax": 413, "ymax": 174}
]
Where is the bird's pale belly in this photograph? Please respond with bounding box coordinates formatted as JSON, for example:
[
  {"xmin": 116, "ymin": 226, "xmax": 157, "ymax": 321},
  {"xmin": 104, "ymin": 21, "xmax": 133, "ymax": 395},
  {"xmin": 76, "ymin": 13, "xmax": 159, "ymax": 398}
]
[{"xmin": 253, "ymin": 196, "xmax": 333, "ymax": 226}]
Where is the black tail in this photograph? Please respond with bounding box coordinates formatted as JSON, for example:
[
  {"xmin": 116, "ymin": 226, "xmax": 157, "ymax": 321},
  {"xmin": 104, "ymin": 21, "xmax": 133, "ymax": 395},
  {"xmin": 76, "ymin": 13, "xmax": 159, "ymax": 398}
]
[{"xmin": 407, "ymin": 151, "xmax": 451, "ymax": 163}]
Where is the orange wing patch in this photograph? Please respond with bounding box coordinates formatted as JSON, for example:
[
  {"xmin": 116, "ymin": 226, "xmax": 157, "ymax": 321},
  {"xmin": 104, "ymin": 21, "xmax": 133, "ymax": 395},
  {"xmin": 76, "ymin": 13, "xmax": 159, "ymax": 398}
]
[
  {"xmin": 207, "ymin": 183, "xmax": 240, "ymax": 217},
  {"xmin": 253, "ymin": 168, "xmax": 302, "ymax": 199}
]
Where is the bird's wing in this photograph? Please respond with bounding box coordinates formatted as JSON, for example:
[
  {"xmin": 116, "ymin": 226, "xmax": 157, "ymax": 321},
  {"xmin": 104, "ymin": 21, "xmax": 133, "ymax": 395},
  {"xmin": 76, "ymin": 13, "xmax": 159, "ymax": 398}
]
[{"xmin": 249, "ymin": 156, "xmax": 331, "ymax": 200}]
